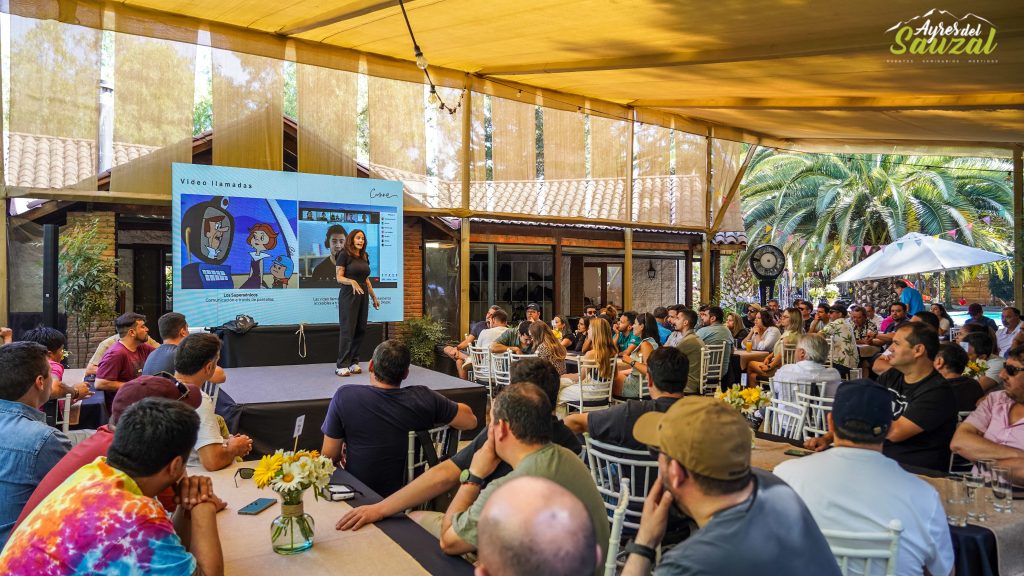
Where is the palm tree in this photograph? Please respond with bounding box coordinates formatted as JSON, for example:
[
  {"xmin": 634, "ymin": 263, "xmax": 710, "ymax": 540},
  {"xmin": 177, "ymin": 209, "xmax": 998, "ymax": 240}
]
[{"xmin": 740, "ymin": 150, "xmax": 1014, "ymax": 281}]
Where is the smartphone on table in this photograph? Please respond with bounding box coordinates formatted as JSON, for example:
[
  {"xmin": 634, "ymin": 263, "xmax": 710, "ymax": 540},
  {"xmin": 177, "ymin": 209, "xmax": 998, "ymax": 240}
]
[{"xmin": 238, "ymin": 498, "xmax": 277, "ymax": 515}]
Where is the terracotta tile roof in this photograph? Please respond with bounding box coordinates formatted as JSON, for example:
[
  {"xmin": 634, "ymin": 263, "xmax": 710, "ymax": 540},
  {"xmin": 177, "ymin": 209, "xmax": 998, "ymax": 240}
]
[
  {"xmin": 712, "ymin": 231, "xmax": 747, "ymax": 245},
  {"xmin": 5, "ymin": 132, "xmax": 156, "ymax": 189}
]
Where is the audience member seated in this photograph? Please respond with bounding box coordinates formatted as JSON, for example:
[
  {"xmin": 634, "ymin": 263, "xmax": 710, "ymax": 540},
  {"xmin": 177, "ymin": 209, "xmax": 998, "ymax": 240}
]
[
  {"xmin": 335, "ymin": 358, "xmax": 582, "ymax": 532},
  {"xmin": 865, "ymin": 303, "xmax": 885, "ymax": 330},
  {"xmin": 624, "ymin": 397, "xmax": 839, "ymax": 576},
  {"xmin": 696, "ymin": 305, "xmax": 733, "ymax": 375},
  {"xmin": 807, "ymin": 302, "xmax": 829, "ymax": 334},
  {"xmin": 725, "ymin": 311, "xmax": 748, "ymax": 344},
  {"xmin": 934, "ymin": 342, "xmax": 985, "ymax": 411},
  {"xmin": 0, "ymin": 398, "xmax": 225, "ymax": 575},
  {"xmin": 471, "ymin": 308, "xmax": 509, "ymax": 364},
  {"xmin": 772, "ymin": 334, "xmax": 842, "ymax": 397},
  {"xmin": 0, "ymin": 342, "xmax": 71, "ymax": 546},
  {"xmin": 742, "ymin": 303, "xmax": 760, "ymax": 330},
  {"xmin": 964, "ymin": 330, "xmax": 1005, "ymax": 392},
  {"xmin": 174, "ymin": 334, "xmax": 253, "ymax": 471},
  {"xmin": 614, "ymin": 311, "xmax": 641, "ymax": 355},
  {"xmin": 747, "ymin": 307, "xmax": 802, "ymax": 384},
  {"xmin": 741, "ymin": 310, "xmax": 780, "ymax": 352},
  {"xmin": 894, "ymin": 280, "xmax": 925, "ymax": 316},
  {"xmin": 965, "ymin": 302, "xmax": 998, "ymax": 332},
  {"xmin": 653, "ymin": 306, "xmax": 673, "ymax": 345},
  {"xmin": 0, "ymin": 327, "xmax": 11, "ymax": 345},
  {"xmin": 321, "ymin": 340, "xmax": 477, "ymax": 497},
  {"xmin": 820, "ymin": 304, "xmax": 858, "ymax": 376},
  {"xmin": 565, "ymin": 346, "xmax": 685, "ymax": 448},
  {"xmin": 444, "ymin": 305, "xmax": 500, "ymax": 379},
  {"xmin": 613, "ymin": 312, "xmax": 660, "ymax": 398},
  {"xmin": 664, "ymin": 309, "xmax": 705, "ymax": 395},
  {"xmin": 15, "ymin": 374, "xmax": 202, "ymax": 527},
  {"xmin": 811, "ymin": 323, "xmax": 956, "ymax": 473},
  {"xmin": 775, "ymin": 380, "xmax": 955, "ymax": 576},
  {"xmin": 96, "ymin": 312, "xmax": 157, "ymax": 416},
  {"xmin": 432, "ymin": 383, "xmax": 608, "ymax": 562},
  {"xmin": 570, "ymin": 315, "xmax": 592, "ymax": 354},
  {"xmin": 530, "ymin": 321, "xmax": 567, "ymax": 375},
  {"xmin": 999, "ymin": 307, "xmax": 1024, "ymax": 357},
  {"xmin": 475, "ymin": 476, "xmax": 600, "ymax": 576},
  {"xmin": 518, "ymin": 302, "xmax": 543, "ymax": 335},
  {"xmin": 85, "ymin": 324, "xmax": 160, "ymax": 377},
  {"xmin": 871, "ymin": 307, "xmax": 935, "ymax": 375},
  {"xmin": 870, "ymin": 302, "xmax": 909, "ymax": 351},
  {"xmin": 490, "ymin": 318, "xmax": 535, "ymax": 355},
  {"xmin": 142, "ymin": 312, "xmax": 227, "ymax": 385},
  {"xmin": 21, "ymin": 326, "xmax": 92, "ymax": 403},
  {"xmin": 932, "ymin": 303, "xmax": 955, "ymax": 340},
  {"xmin": 552, "ymin": 315, "xmax": 576, "ymax": 349},
  {"xmin": 558, "ymin": 317, "xmax": 617, "ymax": 404},
  {"xmin": 766, "ymin": 298, "xmax": 783, "ymax": 323},
  {"xmin": 951, "ymin": 346, "xmax": 1024, "ymax": 483}
]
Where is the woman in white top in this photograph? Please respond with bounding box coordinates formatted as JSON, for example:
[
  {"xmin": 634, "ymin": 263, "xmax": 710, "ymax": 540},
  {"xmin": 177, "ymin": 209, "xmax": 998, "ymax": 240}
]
[
  {"xmin": 742, "ymin": 310, "xmax": 782, "ymax": 352},
  {"xmin": 748, "ymin": 307, "xmax": 804, "ymax": 384}
]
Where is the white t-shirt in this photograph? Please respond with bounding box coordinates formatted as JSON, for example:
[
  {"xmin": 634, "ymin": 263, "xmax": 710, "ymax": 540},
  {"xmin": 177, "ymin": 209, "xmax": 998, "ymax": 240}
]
[
  {"xmin": 773, "ymin": 360, "xmax": 843, "ymax": 397},
  {"xmin": 775, "ymin": 447, "xmax": 954, "ymax": 576},
  {"xmin": 476, "ymin": 326, "xmax": 507, "ymax": 350},
  {"xmin": 188, "ymin": 391, "xmax": 224, "ymax": 468},
  {"xmin": 996, "ymin": 324, "xmax": 1020, "ymax": 357},
  {"xmin": 984, "ymin": 355, "xmax": 1005, "ymax": 385}
]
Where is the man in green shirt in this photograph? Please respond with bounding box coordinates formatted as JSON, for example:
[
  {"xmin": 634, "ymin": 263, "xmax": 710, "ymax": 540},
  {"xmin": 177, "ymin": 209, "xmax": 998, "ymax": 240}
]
[
  {"xmin": 489, "ymin": 322, "xmax": 534, "ymax": 355},
  {"xmin": 437, "ymin": 382, "xmax": 609, "ymax": 568}
]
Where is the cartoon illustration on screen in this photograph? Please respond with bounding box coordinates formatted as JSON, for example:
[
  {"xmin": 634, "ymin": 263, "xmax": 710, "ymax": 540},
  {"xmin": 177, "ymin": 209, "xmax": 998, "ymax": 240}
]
[
  {"xmin": 180, "ymin": 195, "xmax": 298, "ymax": 289},
  {"xmin": 240, "ymin": 223, "xmax": 279, "ymax": 289},
  {"xmin": 181, "ymin": 196, "xmax": 235, "ymax": 289},
  {"xmin": 269, "ymin": 255, "xmax": 293, "ymax": 288}
]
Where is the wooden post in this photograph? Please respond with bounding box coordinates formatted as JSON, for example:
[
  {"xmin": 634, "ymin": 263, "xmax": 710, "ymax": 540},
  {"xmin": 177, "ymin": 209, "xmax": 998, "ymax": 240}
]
[
  {"xmin": 623, "ymin": 228, "xmax": 633, "ymax": 310},
  {"xmin": 553, "ymin": 240, "xmax": 563, "ymax": 315},
  {"xmin": 701, "ymin": 134, "xmax": 713, "ymax": 303},
  {"xmin": 1014, "ymin": 145, "xmax": 1023, "ymax": 308},
  {"xmin": 685, "ymin": 246, "xmax": 694, "ymax": 308},
  {"xmin": 459, "ymin": 82, "xmax": 472, "ymax": 337}
]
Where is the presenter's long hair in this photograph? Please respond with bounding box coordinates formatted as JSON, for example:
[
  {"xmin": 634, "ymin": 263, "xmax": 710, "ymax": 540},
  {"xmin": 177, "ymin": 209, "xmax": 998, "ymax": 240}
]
[{"xmin": 344, "ymin": 229, "xmax": 369, "ymax": 261}]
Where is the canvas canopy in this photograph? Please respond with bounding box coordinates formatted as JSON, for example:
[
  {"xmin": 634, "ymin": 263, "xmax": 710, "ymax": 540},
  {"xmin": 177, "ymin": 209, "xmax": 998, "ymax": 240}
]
[{"xmin": 832, "ymin": 232, "xmax": 1011, "ymax": 282}]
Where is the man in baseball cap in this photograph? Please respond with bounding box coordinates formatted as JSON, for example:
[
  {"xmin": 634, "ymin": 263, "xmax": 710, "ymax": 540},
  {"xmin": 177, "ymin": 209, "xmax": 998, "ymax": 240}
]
[
  {"xmin": 621, "ymin": 397, "xmax": 839, "ymax": 576},
  {"xmin": 15, "ymin": 375, "xmax": 202, "ymax": 526},
  {"xmin": 775, "ymin": 380, "xmax": 954, "ymax": 576}
]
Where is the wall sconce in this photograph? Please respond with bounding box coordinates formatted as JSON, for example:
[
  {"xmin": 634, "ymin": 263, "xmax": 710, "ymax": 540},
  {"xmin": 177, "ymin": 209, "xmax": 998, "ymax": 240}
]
[{"xmin": 647, "ymin": 261, "xmax": 657, "ymax": 280}]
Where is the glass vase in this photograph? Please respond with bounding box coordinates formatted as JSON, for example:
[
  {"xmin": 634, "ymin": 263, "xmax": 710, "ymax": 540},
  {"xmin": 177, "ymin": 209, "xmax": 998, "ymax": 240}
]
[{"xmin": 271, "ymin": 490, "xmax": 315, "ymax": 555}]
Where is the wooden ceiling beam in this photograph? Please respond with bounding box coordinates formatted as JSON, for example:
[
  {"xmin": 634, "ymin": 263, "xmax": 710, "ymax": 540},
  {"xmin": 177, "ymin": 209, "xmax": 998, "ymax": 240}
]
[
  {"xmin": 276, "ymin": 0, "xmax": 400, "ymax": 37},
  {"xmin": 633, "ymin": 94, "xmax": 1024, "ymax": 111}
]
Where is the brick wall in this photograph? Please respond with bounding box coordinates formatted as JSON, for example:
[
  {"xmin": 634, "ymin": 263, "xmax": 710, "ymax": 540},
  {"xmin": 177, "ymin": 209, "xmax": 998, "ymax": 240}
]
[
  {"xmin": 390, "ymin": 217, "xmax": 423, "ymax": 340},
  {"xmin": 63, "ymin": 211, "xmax": 118, "ymax": 368}
]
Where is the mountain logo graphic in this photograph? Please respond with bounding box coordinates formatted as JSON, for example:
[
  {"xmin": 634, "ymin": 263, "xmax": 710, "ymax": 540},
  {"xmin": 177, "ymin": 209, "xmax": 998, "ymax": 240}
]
[{"xmin": 886, "ymin": 8, "xmax": 997, "ymax": 56}]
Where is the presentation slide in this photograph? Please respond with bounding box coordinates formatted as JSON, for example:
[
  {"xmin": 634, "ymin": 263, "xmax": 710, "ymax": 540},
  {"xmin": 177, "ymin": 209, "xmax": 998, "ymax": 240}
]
[{"xmin": 172, "ymin": 164, "xmax": 404, "ymax": 326}]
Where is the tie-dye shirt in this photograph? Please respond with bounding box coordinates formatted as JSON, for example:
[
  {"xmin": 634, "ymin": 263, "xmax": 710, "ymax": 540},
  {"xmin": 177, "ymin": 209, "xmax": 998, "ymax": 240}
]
[{"xmin": 0, "ymin": 457, "xmax": 195, "ymax": 575}]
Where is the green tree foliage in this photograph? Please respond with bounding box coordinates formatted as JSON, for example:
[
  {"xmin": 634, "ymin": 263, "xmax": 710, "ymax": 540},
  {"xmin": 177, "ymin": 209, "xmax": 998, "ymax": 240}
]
[
  {"xmin": 59, "ymin": 219, "xmax": 129, "ymax": 360},
  {"xmin": 741, "ymin": 150, "xmax": 1015, "ymax": 281}
]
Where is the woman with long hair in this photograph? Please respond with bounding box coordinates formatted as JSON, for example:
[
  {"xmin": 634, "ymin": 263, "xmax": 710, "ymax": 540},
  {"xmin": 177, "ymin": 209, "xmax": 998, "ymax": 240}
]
[
  {"xmin": 725, "ymin": 312, "xmax": 749, "ymax": 343},
  {"xmin": 240, "ymin": 223, "xmax": 278, "ymax": 289},
  {"xmin": 552, "ymin": 315, "xmax": 575, "ymax": 349},
  {"xmin": 558, "ymin": 317, "xmax": 618, "ymax": 408},
  {"xmin": 530, "ymin": 321, "xmax": 567, "ymax": 375},
  {"xmin": 613, "ymin": 312, "xmax": 660, "ymax": 398},
  {"xmin": 335, "ymin": 229, "xmax": 380, "ymax": 376},
  {"xmin": 572, "ymin": 316, "xmax": 592, "ymax": 354},
  {"xmin": 931, "ymin": 303, "xmax": 954, "ymax": 340},
  {"xmin": 747, "ymin": 307, "xmax": 803, "ymax": 384},
  {"xmin": 741, "ymin": 310, "xmax": 782, "ymax": 352}
]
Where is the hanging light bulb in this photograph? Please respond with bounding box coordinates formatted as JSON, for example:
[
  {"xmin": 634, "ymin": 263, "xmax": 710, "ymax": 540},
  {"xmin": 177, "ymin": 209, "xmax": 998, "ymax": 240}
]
[
  {"xmin": 516, "ymin": 89, "xmax": 522, "ymax": 98},
  {"xmin": 415, "ymin": 47, "xmax": 428, "ymax": 70},
  {"xmin": 428, "ymin": 87, "xmax": 440, "ymax": 105}
]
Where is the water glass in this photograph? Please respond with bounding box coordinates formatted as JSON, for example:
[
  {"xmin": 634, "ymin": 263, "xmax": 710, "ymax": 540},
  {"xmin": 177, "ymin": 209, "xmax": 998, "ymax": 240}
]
[
  {"xmin": 991, "ymin": 466, "xmax": 1014, "ymax": 513},
  {"xmin": 964, "ymin": 472, "xmax": 987, "ymax": 521},
  {"xmin": 944, "ymin": 476, "xmax": 968, "ymax": 527},
  {"xmin": 978, "ymin": 459, "xmax": 996, "ymax": 501}
]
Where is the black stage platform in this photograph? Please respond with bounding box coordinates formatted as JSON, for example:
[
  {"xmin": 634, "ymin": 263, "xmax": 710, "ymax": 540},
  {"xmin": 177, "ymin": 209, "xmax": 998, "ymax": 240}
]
[{"xmin": 216, "ymin": 363, "xmax": 487, "ymax": 457}]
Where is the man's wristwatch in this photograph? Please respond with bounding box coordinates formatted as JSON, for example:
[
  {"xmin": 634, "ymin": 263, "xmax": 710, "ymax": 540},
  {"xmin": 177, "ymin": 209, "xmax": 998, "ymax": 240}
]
[
  {"xmin": 459, "ymin": 468, "xmax": 485, "ymax": 487},
  {"xmin": 624, "ymin": 541, "xmax": 657, "ymax": 562}
]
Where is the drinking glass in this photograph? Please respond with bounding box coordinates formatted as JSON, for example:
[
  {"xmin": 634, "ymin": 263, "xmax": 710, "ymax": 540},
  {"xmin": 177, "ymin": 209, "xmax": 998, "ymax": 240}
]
[
  {"xmin": 991, "ymin": 466, "xmax": 1014, "ymax": 513},
  {"xmin": 944, "ymin": 476, "xmax": 968, "ymax": 527},
  {"xmin": 964, "ymin": 472, "xmax": 987, "ymax": 521},
  {"xmin": 978, "ymin": 459, "xmax": 996, "ymax": 501}
]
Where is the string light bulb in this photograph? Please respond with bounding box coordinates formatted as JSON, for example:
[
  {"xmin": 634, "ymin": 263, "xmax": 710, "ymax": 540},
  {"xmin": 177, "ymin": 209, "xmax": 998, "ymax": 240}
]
[
  {"xmin": 398, "ymin": 0, "xmax": 462, "ymax": 114},
  {"xmin": 415, "ymin": 48, "xmax": 428, "ymax": 70}
]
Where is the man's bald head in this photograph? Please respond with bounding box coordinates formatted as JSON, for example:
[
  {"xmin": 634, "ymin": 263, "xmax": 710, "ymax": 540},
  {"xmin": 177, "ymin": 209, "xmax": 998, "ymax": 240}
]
[{"xmin": 475, "ymin": 476, "xmax": 599, "ymax": 576}]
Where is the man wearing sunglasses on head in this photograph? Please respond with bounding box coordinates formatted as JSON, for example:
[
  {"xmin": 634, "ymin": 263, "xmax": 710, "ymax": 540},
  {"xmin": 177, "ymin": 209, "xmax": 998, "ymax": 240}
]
[
  {"xmin": 15, "ymin": 374, "xmax": 202, "ymax": 529},
  {"xmin": 951, "ymin": 345, "xmax": 1024, "ymax": 484}
]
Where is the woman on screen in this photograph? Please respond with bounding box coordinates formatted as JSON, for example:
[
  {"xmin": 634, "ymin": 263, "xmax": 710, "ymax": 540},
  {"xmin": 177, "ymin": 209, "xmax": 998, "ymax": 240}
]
[
  {"xmin": 240, "ymin": 223, "xmax": 278, "ymax": 289},
  {"xmin": 335, "ymin": 229, "xmax": 380, "ymax": 376}
]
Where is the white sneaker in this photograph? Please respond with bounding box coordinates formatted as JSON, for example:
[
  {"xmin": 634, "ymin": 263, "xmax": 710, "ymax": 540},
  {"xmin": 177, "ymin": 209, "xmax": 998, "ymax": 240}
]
[
  {"xmin": 349, "ymin": 364, "xmax": 362, "ymax": 374},
  {"xmin": 336, "ymin": 367, "xmax": 351, "ymax": 377}
]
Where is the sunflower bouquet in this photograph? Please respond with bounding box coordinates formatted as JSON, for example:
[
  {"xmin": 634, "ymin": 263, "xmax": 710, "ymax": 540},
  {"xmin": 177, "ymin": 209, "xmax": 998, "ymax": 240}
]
[
  {"xmin": 253, "ymin": 449, "xmax": 335, "ymax": 499},
  {"xmin": 715, "ymin": 384, "xmax": 770, "ymax": 417},
  {"xmin": 964, "ymin": 359, "xmax": 989, "ymax": 378}
]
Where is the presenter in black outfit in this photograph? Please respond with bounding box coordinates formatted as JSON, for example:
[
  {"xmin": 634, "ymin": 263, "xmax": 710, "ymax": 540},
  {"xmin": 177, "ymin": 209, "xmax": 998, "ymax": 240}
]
[{"xmin": 335, "ymin": 229, "xmax": 380, "ymax": 376}]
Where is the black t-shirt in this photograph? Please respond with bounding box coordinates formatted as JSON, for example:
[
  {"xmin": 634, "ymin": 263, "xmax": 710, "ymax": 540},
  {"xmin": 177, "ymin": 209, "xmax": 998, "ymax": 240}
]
[
  {"xmin": 946, "ymin": 375, "xmax": 984, "ymax": 412},
  {"xmin": 571, "ymin": 331, "xmax": 588, "ymax": 353},
  {"xmin": 141, "ymin": 343, "xmax": 178, "ymax": 377},
  {"xmin": 879, "ymin": 368, "xmax": 957, "ymax": 472},
  {"xmin": 588, "ymin": 396, "xmax": 679, "ymax": 451},
  {"xmin": 306, "ymin": 254, "xmax": 338, "ymax": 287},
  {"xmin": 321, "ymin": 385, "xmax": 457, "ymax": 497},
  {"xmin": 449, "ymin": 416, "xmax": 581, "ymax": 481},
  {"xmin": 337, "ymin": 251, "xmax": 370, "ymax": 285},
  {"xmin": 884, "ymin": 318, "xmax": 910, "ymax": 334}
]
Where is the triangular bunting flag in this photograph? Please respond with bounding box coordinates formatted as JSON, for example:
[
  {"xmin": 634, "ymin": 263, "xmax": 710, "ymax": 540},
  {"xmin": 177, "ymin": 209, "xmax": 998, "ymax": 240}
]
[
  {"xmin": 982, "ymin": 216, "xmax": 991, "ymax": 225},
  {"xmin": 896, "ymin": 242, "xmax": 904, "ymax": 250},
  {"xmin": 864, "ymin": 245, "xmax": 873, "ymax": 255},
  {"xmin": 849, "ymin": 246, "xmax": 857, "ymax": 253},
  {"xmin": 967, "ymin": 223, "xmax": 974, "ymax": 230},
  {"xmin": 950, "ymin": 229, "xmax": 958, "ymax": 239},
  {"xmin": 915, "ymin": 239, "xmax": 923, "ymax": 247}
]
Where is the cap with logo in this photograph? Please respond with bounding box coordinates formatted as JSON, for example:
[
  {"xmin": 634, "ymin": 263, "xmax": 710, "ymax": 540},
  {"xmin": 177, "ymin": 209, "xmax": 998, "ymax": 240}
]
[
  {"xmin": 633, "ymin": 396, "xmax": 751, "ymax": 481},
  {"xmin": 526, "ymin": 303, "xmax": 540, "ymax": 312},
  {"xmin": 831, "ymin": 379, "xmax": 893, "ymax": 439},
  {"xmin": 111, "ymin": 375, "xmax": 202, "ymax": 423}
]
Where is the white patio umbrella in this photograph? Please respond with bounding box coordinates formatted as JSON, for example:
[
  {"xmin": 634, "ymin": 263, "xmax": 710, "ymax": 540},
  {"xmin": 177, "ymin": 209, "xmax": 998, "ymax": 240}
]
[{"xmin": 832, "ymin": 232, "xmax": 1010, "ymax": 283}]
